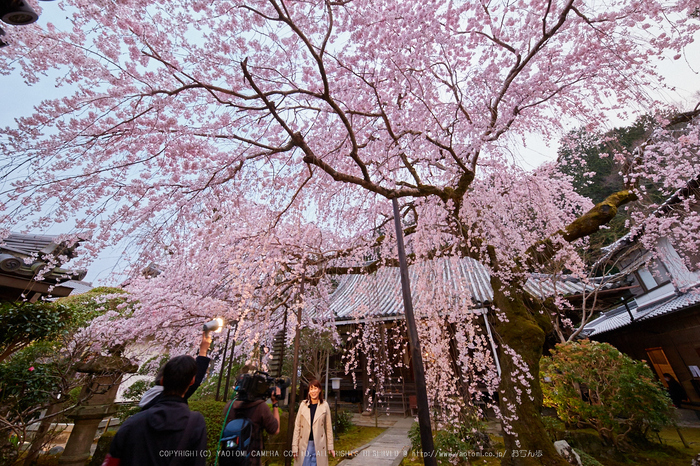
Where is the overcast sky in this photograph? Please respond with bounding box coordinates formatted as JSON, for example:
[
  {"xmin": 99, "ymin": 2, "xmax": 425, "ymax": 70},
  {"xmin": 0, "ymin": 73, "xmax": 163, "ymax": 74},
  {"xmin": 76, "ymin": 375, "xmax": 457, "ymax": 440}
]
[{"xmin": 1, "ymin": 1, "xmax": 698, "ymax": 285}]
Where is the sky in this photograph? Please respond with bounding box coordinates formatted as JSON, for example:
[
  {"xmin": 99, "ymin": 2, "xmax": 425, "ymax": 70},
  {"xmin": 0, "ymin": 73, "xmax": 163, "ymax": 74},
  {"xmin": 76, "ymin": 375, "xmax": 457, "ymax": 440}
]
[{"xmin": 1, "ymin": 1, "xmax": 699, "ymax": 285}]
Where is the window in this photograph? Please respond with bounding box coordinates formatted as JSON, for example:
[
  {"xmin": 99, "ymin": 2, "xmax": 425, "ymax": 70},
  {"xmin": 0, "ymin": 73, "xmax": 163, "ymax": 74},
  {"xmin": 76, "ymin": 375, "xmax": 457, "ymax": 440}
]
[{"xmin": 635, "ymin": 260, "xmax": 671, "ymax": 292}]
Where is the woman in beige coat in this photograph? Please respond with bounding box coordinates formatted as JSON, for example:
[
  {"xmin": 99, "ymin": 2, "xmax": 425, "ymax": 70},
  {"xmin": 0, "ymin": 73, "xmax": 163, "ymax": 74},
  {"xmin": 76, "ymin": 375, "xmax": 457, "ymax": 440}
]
[{"xmin": 292, "ymin": 379, "xmax": 335, "ymax": 466}]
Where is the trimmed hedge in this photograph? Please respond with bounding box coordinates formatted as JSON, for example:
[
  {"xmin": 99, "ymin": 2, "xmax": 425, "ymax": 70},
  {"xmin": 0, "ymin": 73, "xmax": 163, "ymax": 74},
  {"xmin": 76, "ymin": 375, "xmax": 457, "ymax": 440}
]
[{"xmin": 189, "ymin": 399, "xmax": 227, "ymax": 462}]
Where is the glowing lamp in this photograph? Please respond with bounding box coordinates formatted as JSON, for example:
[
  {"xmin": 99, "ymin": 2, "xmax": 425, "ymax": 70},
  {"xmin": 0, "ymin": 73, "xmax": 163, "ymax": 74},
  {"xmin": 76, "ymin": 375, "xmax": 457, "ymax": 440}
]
[
  {"xmin": 330, "ymin": 377, "xmax": 341, "ymax": 390},
  {"xmin": 203, "ymin": 318, "xmax": 224, "ymax": 333}
]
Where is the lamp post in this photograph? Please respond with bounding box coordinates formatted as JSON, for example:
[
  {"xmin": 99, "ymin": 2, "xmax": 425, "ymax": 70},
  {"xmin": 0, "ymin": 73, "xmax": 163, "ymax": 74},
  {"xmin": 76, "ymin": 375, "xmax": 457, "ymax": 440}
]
[
  {"xmin": 222, "ymin": 320, "xmax": 240, "ymax": 401},
  {"xmin": 215, "ymin": 327, "xmax": 232, "ymax": 401},
  {"xmin": 330, "ymin": 377, "xmax": 341, "ymax": 437}
]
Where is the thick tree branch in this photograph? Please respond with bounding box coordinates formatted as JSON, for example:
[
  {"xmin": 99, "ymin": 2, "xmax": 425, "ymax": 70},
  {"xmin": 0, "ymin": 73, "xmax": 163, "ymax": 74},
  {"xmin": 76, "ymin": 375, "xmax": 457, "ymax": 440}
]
[
  {"xmin": 526, "ymin": 190, "xmax": 638, "ymax": 267},
  {"xmin": 562, "ymin": 190, "xmax": 638, "ymax": 242}
]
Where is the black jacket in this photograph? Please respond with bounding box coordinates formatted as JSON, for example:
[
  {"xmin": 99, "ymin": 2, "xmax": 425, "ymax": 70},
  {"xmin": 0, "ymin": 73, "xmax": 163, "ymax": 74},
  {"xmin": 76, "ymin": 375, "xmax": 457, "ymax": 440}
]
[
  {"xmin": 110, "ymin": 396, "xmax": 207, "ymax": 466},
  {"xmin": 141, "ymin": 355, "xmax": 210, "ymax": 411}
]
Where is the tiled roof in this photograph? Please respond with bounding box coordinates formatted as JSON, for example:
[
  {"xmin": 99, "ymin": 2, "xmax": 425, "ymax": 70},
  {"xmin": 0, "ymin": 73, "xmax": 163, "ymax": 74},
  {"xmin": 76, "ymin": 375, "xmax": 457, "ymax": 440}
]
[
  {"xmin": 583, "ymin": 291, "xmax": 700, "ymax": 336},
  {"xmin": 327, "ymin": 257, "xmax": 625, "ymax": 321},
  {"xmin": 1, "ymin": 233, "xmax": 81, "ymax": 259},
  {"xmin": 1, "ymin": 233, "xmax": 57, "ymax": 255},
  {"xmin": 0, "ymin": 232, "xmax": 87, "ymax": 283},
  {"xmin": 328, "ymin": 257, "xmax": 490, "ymax": 321}
]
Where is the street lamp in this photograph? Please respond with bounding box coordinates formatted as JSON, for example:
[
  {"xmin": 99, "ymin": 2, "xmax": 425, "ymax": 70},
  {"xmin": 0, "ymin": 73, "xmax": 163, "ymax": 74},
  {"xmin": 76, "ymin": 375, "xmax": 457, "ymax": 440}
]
[
  {"xmin": 0, "ymin": 0, "xmax": 38, "ymax": 25},
  {"xmin": 0, "ymin": 0, "xmax": 58, "ymax": 28},
  {"xmin": 330, "ymin": 377, "xmax": 341, "ymax": 436}
]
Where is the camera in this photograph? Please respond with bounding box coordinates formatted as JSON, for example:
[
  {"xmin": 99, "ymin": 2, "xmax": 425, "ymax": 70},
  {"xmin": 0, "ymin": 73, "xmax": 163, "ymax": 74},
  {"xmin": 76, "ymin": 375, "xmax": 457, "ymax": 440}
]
[{"xmin": 234, "ymin": 371, "xmax": 291, "ymax": 405}]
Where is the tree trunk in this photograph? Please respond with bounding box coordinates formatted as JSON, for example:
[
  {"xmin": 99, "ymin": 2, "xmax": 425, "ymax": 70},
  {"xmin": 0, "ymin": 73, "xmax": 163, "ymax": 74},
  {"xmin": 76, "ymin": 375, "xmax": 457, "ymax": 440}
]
[
  {"xmin": 490, "ymin": 277, "xmax": 568, "ymax": 466},
  {"xmin": 23, "ymin": 402, "xmax": 62, "ymax": 466}
]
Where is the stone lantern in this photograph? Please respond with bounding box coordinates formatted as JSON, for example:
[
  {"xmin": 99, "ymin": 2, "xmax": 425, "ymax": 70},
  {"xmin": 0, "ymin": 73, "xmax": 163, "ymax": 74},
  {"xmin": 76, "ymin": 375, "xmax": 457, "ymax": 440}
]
[{"xmin": 58, "ymin": 351, "xmax": 137, "ymax": 466}]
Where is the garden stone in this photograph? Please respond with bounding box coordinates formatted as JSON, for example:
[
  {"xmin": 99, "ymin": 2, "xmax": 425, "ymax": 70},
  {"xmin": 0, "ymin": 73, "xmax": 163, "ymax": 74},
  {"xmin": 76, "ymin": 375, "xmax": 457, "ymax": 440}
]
[
  {"xmin": 553, "ymin": 440, "xmax": 582, "ymax": 466},
  {"xmin": 48, "ymin": 446, "xmax": 64, "ymax": 455}
]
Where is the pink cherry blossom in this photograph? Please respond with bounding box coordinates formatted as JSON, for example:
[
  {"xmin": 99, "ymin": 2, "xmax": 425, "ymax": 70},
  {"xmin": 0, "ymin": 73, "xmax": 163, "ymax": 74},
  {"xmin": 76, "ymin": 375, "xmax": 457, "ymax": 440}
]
[{"xmin": 1, "ymin": 0, "xmax": 698, "ymax": 461}]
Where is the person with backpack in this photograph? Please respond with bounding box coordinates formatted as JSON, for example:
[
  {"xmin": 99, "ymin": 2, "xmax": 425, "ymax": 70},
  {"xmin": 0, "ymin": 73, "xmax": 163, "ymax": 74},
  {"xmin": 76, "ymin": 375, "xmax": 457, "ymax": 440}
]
[
  {"xmin": 291, "ymin": 379, "xmax": 334, "ymax": 466},
  {"xmin": 105, "ymin": 355, "xmax": 208, "ymax": 465},
  {"xmin": 220, "ymin": 376, "xmax": 280, "ymax": 466}
]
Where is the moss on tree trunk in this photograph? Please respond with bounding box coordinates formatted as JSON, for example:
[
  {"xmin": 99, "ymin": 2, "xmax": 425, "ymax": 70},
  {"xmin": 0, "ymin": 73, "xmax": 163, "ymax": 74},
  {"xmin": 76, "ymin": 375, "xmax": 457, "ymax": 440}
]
[{"xmin": 490, "ymin": 278, "xmax": 568, "ymax": 466}]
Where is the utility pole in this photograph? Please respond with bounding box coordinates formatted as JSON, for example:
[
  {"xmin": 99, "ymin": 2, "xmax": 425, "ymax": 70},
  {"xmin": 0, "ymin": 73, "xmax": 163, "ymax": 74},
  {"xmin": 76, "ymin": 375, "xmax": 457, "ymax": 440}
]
[{"xmin": 392, "ymin": 198, "xmax": 436, "ymax": 466}]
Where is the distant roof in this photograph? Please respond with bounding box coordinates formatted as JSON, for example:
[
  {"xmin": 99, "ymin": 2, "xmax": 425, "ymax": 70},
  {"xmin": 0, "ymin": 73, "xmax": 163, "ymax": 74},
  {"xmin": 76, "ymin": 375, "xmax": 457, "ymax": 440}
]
[
  {"xmin": 595, "ymin": 175, "xmax": 700, "ymax": 269},
  {"xmin": 327, "ymin": 257, "xmax": 625, "ymax": 322},
  {"xmin": 57, "ymin": 280, "xmax": 94, "ymax": 296},
  {"xmin": 583, "ymin": 290, "xmax": 700, "ymax": 336}
]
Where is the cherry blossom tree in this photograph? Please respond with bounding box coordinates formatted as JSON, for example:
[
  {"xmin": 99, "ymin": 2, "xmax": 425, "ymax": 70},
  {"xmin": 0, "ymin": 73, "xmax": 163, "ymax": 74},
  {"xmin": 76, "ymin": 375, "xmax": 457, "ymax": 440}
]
[{"xmin": 1, "ymin": 0, "xmax": 699, "ymax": 463}]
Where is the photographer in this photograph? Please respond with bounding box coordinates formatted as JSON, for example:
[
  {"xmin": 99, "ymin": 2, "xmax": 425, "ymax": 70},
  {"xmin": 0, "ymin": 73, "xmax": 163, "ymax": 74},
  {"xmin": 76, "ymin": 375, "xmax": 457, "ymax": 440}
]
[{"xmin": 222, "ymin": 372, "xmax": 281, "ymax": 466}]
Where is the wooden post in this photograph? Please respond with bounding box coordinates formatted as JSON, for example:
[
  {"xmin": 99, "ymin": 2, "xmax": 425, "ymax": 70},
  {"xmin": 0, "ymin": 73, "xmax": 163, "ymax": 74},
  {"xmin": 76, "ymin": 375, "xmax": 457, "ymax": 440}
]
[
  {"xmin": 284, "ymin": 278, "xmax": 305, "ymax": 466},
  {"xmin": 676, "ymin": 425, "xmax": 690, "ymax": 448},
  {"xmin": 392, "ymin": 198, "xmax": 436, "ymax": 466}
]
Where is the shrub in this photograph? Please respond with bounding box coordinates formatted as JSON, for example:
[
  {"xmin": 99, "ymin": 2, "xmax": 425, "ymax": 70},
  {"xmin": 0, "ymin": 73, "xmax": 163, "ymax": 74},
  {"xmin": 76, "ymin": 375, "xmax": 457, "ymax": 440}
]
[
  {"xmin": 333, "ymin": 409, "xmax": 353, "ymax": 435},
  {"xmin": 259, "ymin": 410, "xmax": 290, "ymax": 463},
  {"xmin": 0, "ymin": 342, "xmax": 63, "ymax": 417},
  {"xmin": 0, "ymin": 302, "xmax": 71, "ymax": 362},
  {"xmin": 408, "ymin": 414, "xmax": 490, "ymax": 465},
  {"xmin": 573, "ymin": 448, "xmax": 603, "ymax": 466},
  {"xmin": 88, "ymin": 430, "xmax": 117, "ymax": 466},
  {"xmin": 0, "ymin": 288, "xmax": 129, "ymax": 464},
  {"xmin": 541, "ymin": 340, "xmax": 673, "ymax": 447},
  {"xmin": 541, "ymin": 415, "xmax": 565, "ymax": 440},
  {"xmin": 0, "ymin": 342, "xmax": 67, "ymax": 464},
  {"xmin": 121, "ymin": 379, "xmax": 151, "ymax": 401},
  {"xmin": 189, "ymin": 399, "xmax": 227, "ymax": 463},
  {"xmin": 115, "ymin": 401, "xmax": 141, "ymax": 421},
  {"xmin": 116, "ymin": 379, "xmax": 151, "ymax": 420}
]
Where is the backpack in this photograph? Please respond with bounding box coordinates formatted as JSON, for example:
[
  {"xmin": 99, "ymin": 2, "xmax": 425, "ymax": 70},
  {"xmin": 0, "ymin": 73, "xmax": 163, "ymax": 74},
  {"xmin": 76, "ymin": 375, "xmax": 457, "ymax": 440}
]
[{"xmin": 218, "ymin": 403, "xmax": 253, "ymax": 466}]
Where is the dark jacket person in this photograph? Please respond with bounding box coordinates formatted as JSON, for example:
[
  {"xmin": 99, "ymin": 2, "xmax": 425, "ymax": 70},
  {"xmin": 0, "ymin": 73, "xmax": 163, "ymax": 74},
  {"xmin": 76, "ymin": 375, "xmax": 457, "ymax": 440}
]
[
  {"xmin": 140, "ymin": 332, "xmax": 212, "ymax": 410},
  {"xmin": 222, "ymin": 373, "xmax": 280, "ymax": 466},
  {"xmin": 664, "ymin": 373, "xmax": 688, "ymax": 408},
  {"xmin": 108, "ymin": 355, "xmax": 208, "ymax": 466}
]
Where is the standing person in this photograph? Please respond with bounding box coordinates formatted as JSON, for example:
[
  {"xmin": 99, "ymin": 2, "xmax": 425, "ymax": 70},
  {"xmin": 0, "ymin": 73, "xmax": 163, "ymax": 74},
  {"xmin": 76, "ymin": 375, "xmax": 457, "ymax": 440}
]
[
  {"xmin": 292, "ymin": 380, "xmax": 334, "ymax": 466},
  {"xmin": 664, "ymin": 373, "xmax": 688, "ymax": 408},
  {"xmin": 222, "ymin": 374, "xmax": 281, "ymax": 466},
  {"xmin": 140, "ymin": 330, "xmax": 213, "ymax": 410},
  {"xmin": 106, "ymin": 355, "xmax": 208, "ymax": 465}
]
